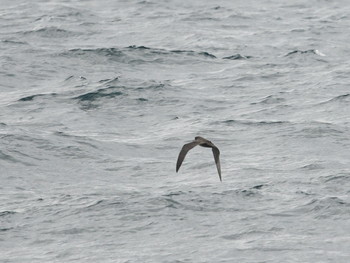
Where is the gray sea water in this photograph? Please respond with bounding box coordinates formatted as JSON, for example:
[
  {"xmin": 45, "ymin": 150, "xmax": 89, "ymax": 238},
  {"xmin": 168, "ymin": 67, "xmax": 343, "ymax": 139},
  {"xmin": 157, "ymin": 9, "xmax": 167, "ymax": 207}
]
[{"xmin": 1, "ymin": 0, "xmax": 350, "ymax": 262}]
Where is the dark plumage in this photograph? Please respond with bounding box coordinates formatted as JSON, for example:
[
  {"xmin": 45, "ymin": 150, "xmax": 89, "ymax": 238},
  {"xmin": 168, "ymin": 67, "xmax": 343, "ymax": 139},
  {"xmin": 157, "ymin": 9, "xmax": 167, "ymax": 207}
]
[{"xmin": 176, "ymin": 136, "xmax": 222, "ymax": 181}]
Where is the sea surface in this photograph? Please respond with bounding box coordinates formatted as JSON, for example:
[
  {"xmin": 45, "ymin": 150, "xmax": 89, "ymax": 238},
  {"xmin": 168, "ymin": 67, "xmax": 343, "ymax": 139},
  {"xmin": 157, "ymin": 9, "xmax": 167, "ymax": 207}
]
[{"xmin": 1, "ymin": 0, "xmax": 350, "ymax": 262}]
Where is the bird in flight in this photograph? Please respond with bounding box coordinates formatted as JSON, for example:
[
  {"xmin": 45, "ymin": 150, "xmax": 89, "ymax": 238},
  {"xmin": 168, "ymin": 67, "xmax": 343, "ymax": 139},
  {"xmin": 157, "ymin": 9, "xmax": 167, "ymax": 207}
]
[{"xmin": 176, "ymin": 136, "xmax": 222, "ymax": 181}]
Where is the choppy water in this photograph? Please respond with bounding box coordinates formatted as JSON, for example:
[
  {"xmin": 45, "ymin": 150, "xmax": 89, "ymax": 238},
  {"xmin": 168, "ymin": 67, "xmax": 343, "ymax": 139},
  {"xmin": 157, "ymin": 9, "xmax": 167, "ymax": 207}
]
[{"xmin": 1, "ymin": 0, "xmax": 350, "ymax": 262}]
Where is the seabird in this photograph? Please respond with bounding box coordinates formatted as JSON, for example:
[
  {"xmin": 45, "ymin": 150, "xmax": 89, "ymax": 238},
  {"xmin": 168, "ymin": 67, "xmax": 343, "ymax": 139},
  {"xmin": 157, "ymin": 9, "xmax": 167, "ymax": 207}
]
[{"xmin": 176, "ymin": 136, "xmax": 222, "ymax": 181}]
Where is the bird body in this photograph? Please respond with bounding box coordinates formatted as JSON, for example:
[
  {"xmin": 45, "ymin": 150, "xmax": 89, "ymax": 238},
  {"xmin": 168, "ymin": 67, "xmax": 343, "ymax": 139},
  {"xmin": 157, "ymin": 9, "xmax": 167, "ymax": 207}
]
[{"xmin": 176, "ymin": 136, "xmax": 222, "ymax": 181}]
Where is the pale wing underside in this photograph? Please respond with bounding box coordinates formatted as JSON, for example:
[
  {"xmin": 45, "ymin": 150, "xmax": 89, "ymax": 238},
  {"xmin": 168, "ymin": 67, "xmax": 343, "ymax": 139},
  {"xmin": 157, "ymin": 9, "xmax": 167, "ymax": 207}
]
[
  {"xmin": 211, "ymin": 146, "xmax": 221, "ymax": 181},
  {"xmin": 176, "ymin": 141, "xmax": 200, "ymax": 172}
]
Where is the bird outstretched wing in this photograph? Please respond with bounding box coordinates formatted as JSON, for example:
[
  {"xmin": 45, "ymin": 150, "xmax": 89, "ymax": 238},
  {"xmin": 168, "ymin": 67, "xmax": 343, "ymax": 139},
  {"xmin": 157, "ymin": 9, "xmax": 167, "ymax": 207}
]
[
  {"xmin": 211, "ymin": 146, "xmax": 221, "ymax": 181},
  {"xmin": 176, "ymin": 141, "xmax": 200, "ymax": 172}
]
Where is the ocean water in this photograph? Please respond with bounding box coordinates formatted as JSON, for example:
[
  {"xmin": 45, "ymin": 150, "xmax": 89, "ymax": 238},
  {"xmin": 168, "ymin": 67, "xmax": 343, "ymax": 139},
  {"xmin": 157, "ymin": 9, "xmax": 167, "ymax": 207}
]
[{"xmin": 1, "ymin": 0, "xmax": 350, "ymax": 262}]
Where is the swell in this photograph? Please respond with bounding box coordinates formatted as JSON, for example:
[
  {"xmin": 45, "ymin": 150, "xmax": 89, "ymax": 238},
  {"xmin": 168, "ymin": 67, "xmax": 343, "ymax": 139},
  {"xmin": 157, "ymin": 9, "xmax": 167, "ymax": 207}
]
[
  {"xmin": 72, "ymin": 79, "xmax": 167, "ymax": 109},
  {"xmin": 22, "ymin": 26, "xmax": 79, "ymax": 38},
  {"xmin": 18, "ymin": 93, "xmax": 57, "ymax": 102},
  {"xmin": 63, "ymin": 45, "xmax": 252, "ymax": 64},
  {"xmin": 221, "ymin": 119, "xmax": 290, "ymax": 126},
  {"xmin": 297, "ymin": 197, "xmax": 350, "ymax": 219}
]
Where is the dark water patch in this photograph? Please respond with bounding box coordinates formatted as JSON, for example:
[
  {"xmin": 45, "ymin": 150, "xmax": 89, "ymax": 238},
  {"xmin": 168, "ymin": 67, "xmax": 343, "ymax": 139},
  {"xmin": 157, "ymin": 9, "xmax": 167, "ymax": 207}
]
[
  {"xmin": 18, "ymin": 93, "xmax": 57, "ymax": 102},
  {"xmin": 223, "ymin": 54, "xmax": 252, "ymax": 60},
  {"xmin": 137, "ymin": 98, "xmax": 148, "ymax": 102}
]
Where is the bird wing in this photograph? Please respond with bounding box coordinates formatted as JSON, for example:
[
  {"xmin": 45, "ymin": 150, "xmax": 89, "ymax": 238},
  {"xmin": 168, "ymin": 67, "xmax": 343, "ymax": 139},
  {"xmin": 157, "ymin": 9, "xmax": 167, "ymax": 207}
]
[
  {"xmin": 176, "ymin": 141, "xmax": 200, "ymax": 172},
  {"xmin": 211, "ymin": 146, "xmax": 222, "ymax": 181}
]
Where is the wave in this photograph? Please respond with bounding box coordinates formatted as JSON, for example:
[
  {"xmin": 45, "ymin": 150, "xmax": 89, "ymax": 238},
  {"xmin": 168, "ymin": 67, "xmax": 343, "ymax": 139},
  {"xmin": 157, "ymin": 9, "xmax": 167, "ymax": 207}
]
[
  {"xmin": 284, "ymin": 49, "xmax": 326, "ymax": 57},
  {"xmin": 322, "ymin": 173, "xmax": 349, "ymax": 183},
  {"xmin": 320, "ymin": 93, "xmax": 350, "ymax": 104},
  {"xmin": 128, "ymin": 45, "xmax": 217, "ymax": 59},
  {"xmin": 18, "ymin": 93, "xmax": 57, "ymax": 102},
  {"xmin": 73, "ymin": 91, "xmax": 122, "ymax": 110},
  {"xmin": 223, "ymin": 54, "xmax": 252, "ymax": 60},
  {"xmin": 65, "ymin": 45, "xmax": 217, "ymax": 64},
  {"xmin": 68, "ymin": 47, "xmax": 124, "ymax": 57},
  {"xmin": 169, "ymin": 49, "xmax": 216, "ymax": 58},
  {"xmin": 2, "ymin": 39, "xmax": 28, "ymax": 45}
]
